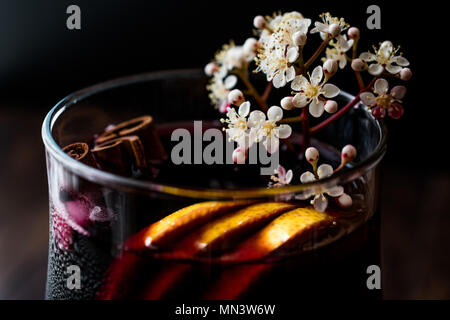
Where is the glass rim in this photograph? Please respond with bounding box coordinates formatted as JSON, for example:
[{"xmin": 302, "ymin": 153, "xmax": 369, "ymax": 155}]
[{"xmin": 42, "ymin": 68, "xmax": 388, "ymax": 199}]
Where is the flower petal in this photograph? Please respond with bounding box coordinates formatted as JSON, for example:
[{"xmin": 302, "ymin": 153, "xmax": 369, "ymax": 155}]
[
  {"xmin": 374, "ymin": 78, "xmax": 389, "ymax": 94},
  {"xmin": 277, "ymin": 164, "xmax": 286, "ymax": 177},
  {"xmin": 248, "ymin": 110, "xmax": 266, "ymax": 127},
  {"xmin": 388, "ymin": 103, "xmax": 404, "ymax": 119},
  {"xmin": 265, "ymin": 136, "xmax": 280, "ymax": 154},
  {"xmin": 309, "ymin": 99, "xmax": 324, "ymax": 118},
  {"xmin": 385, "ymin": 63, "xmax": 402, "ymax": 74},
  {"xmin": 267, "ymin": 106, "xmax": 283, "ymax": 122},
  {"xmin": 339, "ymin": 56, "xmax": 347, "ymax": 69},
  {"xmin": 285, "ymin": 170, "xmax": 293, "ymax": 184},
  {"xmin": 393, "ymin": 56, "xmax": 409, "ymax": 66},
  {"xmin": 273, "ymin": 72, "xmax": 286, "ymax": 88},
  {"xmin": 323, "ymin": 83, "xmax": 340, "ymax": 98},
  {"xmin": 238, "ymin": 101, "xmax": 250, "ymax": 117},
  {"xmin": 379, "ymin": 41, "xmax": 393, "ymax": 56},
  {"xmin": 360, "ymin": 92, "xmax": 376, "ymax": 106},
  {"xmin": 317, "ymin": 164, "xmax": 333, "ymax": 179},
  {"xmin": 325, "ymin": 185, "xmax": 344, "ymax": 197},
  {"xmin": 276, "ymin": 124, "xmax": 292, "ymax": 139},
  {"xmin": 285, "ymin": 66, "xmax": 296, "ymax": 82},
  {"xmin": 300, "ymin": 171, "xmax": 316, "ymax": 183},
  {"xmin": 368, "ymin": 63, "xmax": 384, "ymax": 76},
  {"xmin": 391, "ymin": 85, "xmax": 407, "ymax": 99},
  {"xmin": 292, "ymin": 93, "xmax": 308, "ymax": 108},
  {"xmin": 313, "ymin": 194, "xmax": 328, "ymax": 212},
  {"xmin": 291, "ymin": 75, "xmax": 308, "ymax": 91},
  {"xmin": 310, "ymin": 66, "xmax": 323, "ymax": 85},
  {"xmin": 224, "ymin": 75, "xmax": 237, "ymax": 89},
  {"xmin": 310, "ymin": 22, "xmax": 328, "ymax": 34},
  {"xmin": 359, "ymin": 52, "xmax": 375, "ymax": 62},
  {"xmin": 371, "ymin": 105, "xmax": 386, "ymax": 119},
  {"xmin": 286, "ymin": 47, "xmax": 299, "ymax": 63}
]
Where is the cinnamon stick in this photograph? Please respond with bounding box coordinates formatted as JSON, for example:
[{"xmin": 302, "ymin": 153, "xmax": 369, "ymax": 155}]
[
  {"xmin": 91, "ymin": 135, "xmax": 147, "ymax": 176},
  {"xmin": 96, "ymin": 116, "xmax": 167, "ymax": 165},
  {"xmin": 62, "ymin": 142, "xmax": 96, "ymax": 167}
]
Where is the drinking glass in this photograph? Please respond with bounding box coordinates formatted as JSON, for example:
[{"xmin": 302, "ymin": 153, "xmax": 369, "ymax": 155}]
[{"xmin": 42, "ymin": 69, "xmax": 387, "ymax": 299}]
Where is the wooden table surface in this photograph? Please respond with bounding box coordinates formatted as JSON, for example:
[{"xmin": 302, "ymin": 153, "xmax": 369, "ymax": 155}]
[{"xmin": 1, "ymin": 106, "xmax": 449, "ymax": 299}]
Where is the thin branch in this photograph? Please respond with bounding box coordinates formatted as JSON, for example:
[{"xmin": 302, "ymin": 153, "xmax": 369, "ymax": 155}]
[{"xmin": 309, "ymin": 77, "xmax": 377, "ymax": 135}]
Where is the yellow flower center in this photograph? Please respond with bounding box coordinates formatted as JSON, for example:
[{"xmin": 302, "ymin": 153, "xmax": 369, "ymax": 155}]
[
  {"xmin": 376, "ymin": 94, "xmax": 393, "ymax": 109},
  {"xmin": 304, "ymin": 83, "xmax": 320, "ymax": 98},
  {"xmin": 261, "ymin": 121, "xmax": 277, "ymax": 135},
  {"xmin": 235, "ymin": 118, "xmax": 247, "ymax": 130}
]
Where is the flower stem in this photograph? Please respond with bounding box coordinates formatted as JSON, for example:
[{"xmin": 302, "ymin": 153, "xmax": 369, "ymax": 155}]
[
  {"xmin": 304, "ymin": 36, "xmax": 330, "ymax": 70},
  {"xmin": 354, "ymin": 71, "xmax": 365, "ymax": 90},
  {"xmin": 279, "ymin": 115, "xmax": 303, "ymax": 124},
  {"xmin": 301, "ymin": 107, "xmax": 310, "ymax": 152},
  {"xmin": 262, "ymin": 82, "xmax": 273, "ymax": 101},
  {"xmin": 309, "ymin": 77, "xmax": 377, "ymax": 135},
  {"xmin": 234, "ymin": 69, "xmax": 268, "ymax": 112}
]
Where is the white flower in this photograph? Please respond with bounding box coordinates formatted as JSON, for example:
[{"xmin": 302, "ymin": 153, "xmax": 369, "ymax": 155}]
[
  {"xmin": 291, "ymin": 66, "xmax": 340, "ymax": 117},
  {"xmin": 296, "ymin": 164, "xmax": 344, "ymax": 212},
  {"xmin": 324, "ymin": 35, "xmax": 354, "ymax": 69},
  {"xmin": 270, "ymin": 16, "xmax": 311, "ymax": 50},
  {"xmin": 360, "ymin": 78, "xmax": 406, "ymax": 119},
  {"xmin": 250, "ymin": 106, "xmax": 292, "ymax": 153},
  {"xmin": 207, "ymin": 74, "xmax": 237, "ymax": 112},
  {"xmin": 310, "ymin": 12, "xmax": 349, "ymax": 39},
  {"xmin": 269, "ymin": 165, "xmax": 293, "ymax": 187},
  {"xmin": 359, "ymin": 41, "xmax": 409, "ymax": 76},
  {"xmin": 214, "ymin": 42, "xmax": 250, "ymax": 72},
  {"xmin": 221, "ymin": 101, "xmax": 254, "ymax": 147},
  {"xmin": 257, "ymin": 47, "xmax": 298, "ymax": 88}
]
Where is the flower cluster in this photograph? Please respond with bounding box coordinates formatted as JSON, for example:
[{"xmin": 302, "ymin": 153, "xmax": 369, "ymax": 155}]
[
  {"xmin": 205, "ymin": 40, "xmax": 259, "ymax": 112},
  {"xmin": 221, "ymin": 102, "xmax": 292, "ymax": 156},
  {"xmin": 203, "ymin": 9, "xmax": 413, "ymax": 194},
  {"xmin": 269, "ymin": 146, "xmax": 356, "ymax": 212},
  {"xmin": 255, "ymin": 12, "xmax": 311, "ymax": 88}
]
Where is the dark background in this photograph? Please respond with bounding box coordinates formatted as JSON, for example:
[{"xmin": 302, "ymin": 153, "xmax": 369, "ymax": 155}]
[{"xmin": 0, "ymin": 0, "xmax": 448, "ymax": 299}]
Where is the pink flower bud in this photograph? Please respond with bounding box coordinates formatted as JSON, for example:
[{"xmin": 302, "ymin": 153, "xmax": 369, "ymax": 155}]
[
  {"xmin": 280, "ymin": 96, "xmax": 295, "ymax": 110},
  {"xmin": 324, "ymin": 100, "xmax": 338, "ymax": 113},
  {"xmin": 293, "ymin": 31, "xmax": 307, "ymax": 46},
  {"xmin": 336, "ymin": 193, "xmax": 353, "ymax": 208},
  {"xmin": 328, "ymin": 23, "xmax": 341, "ymax": 37},
  {"xmin": 341, "ymin": 144, "xmax": 357, "ymax": 162},
  {"xmin": 253, "ymin": 15, "xmax": 266, "ymax": 30},
  {"xmin": 323, "ymin": 59, "xmax": 338, "ymax": 75},
  {"xmin": 399, "ymin": 68, "xmax": 412, "ymax": 81},
  {"xmin": 305, "ymin": 147, "xmax": 319, "ymax": 163},
  {"xmin": 347, "ymin": 27, "xmax": 360, "ymax": 39},
  {"xmin": 227, "ymin": 89, "xmax": 245, "ymax": 106},
  {"xmin": 204, "ymin": 62, "xmax": 218, "ymax": 76},
  {"xmin": 351, "ymin": 58, "xmax": 366, "ymax": 72},
  {"xmin": 232, "ymin": 147, "xmax": 247, "ymax": 164}
]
